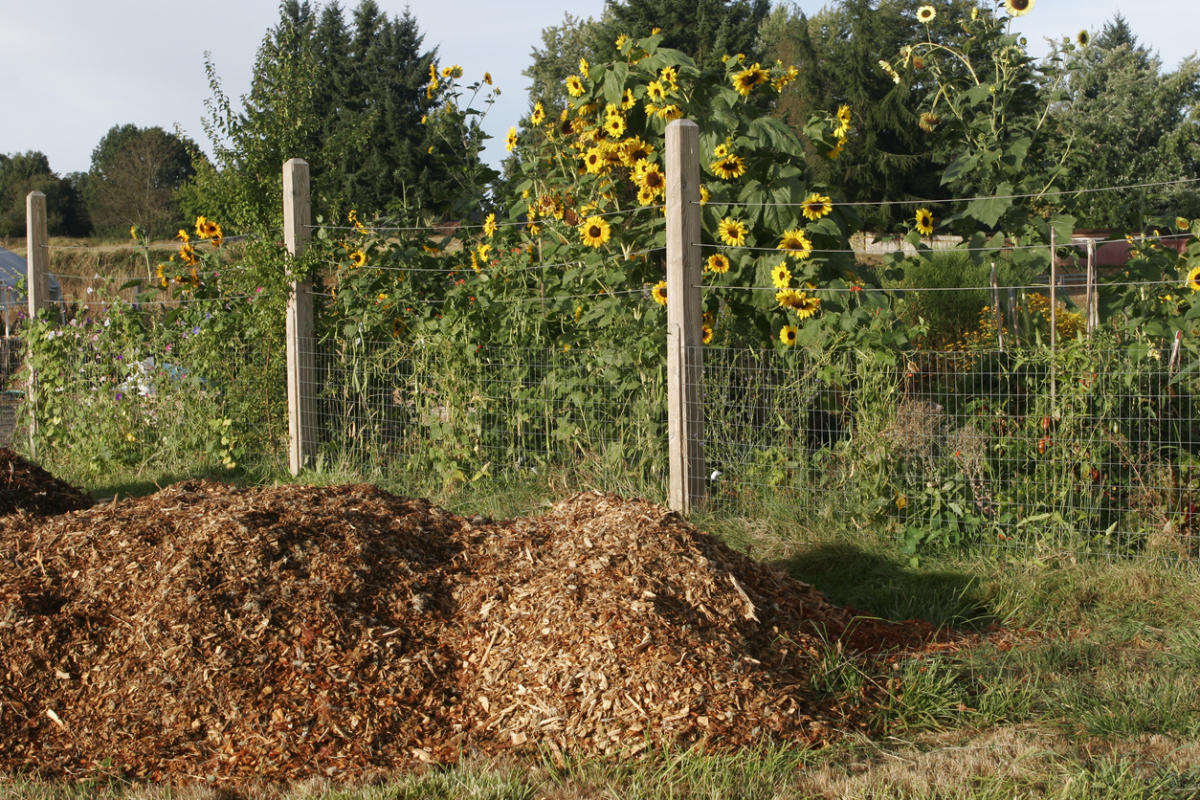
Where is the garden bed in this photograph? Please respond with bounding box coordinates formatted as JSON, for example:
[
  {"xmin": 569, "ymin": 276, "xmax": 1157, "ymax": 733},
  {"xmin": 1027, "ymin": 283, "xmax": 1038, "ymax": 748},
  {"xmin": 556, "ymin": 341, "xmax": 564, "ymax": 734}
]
[{"xmin": 1, "ymin": 470, "xmax": 958, "ymax": 783}]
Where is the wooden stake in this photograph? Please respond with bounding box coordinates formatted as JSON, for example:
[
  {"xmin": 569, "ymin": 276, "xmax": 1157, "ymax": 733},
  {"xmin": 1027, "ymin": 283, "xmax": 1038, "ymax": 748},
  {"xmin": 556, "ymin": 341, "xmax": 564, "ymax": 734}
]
[
  {"xmin": 665, "ymin": 120, "xmax": 705, "ymax": 514},
  {"xmin": 284, "ymin": 159, "xmax": 316, "ymax": 475},
  {"xmin": 25, "ymin": 191, "xmax": 49, "ymax": 456}
]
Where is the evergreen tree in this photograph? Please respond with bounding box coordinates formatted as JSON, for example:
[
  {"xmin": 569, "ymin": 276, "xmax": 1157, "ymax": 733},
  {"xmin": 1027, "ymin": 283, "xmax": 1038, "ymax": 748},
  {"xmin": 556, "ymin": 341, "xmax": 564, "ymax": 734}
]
[
  {"xmin": 191, "ymin": 0, "xmax": 491, "ymax": 230},
  {"xmin": 599, "ymin": 0, "xmax": 769, "ymax": 72}
]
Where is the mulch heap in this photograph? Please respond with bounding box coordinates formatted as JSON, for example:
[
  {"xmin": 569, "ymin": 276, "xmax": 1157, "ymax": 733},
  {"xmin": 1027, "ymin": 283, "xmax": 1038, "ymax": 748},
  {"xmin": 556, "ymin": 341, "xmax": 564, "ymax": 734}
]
[
  {"xmin": 0, "ymin": 448, "xmax": 94, "ymax": 517},
  {"xmin": 1, "ymin": 479, "xmax": 953, "ymax": 783}
]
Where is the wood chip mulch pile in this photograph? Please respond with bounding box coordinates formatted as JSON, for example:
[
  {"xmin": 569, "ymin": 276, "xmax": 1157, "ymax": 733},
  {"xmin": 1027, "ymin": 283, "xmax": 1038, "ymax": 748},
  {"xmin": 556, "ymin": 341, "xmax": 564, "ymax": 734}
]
[
  {"xmin": 0, "ymin": 448, "xmax": 94, "ymax": 517},
  {"xmin": 1, "ymin": 480, "xmax": 952, "ymax": 783}
]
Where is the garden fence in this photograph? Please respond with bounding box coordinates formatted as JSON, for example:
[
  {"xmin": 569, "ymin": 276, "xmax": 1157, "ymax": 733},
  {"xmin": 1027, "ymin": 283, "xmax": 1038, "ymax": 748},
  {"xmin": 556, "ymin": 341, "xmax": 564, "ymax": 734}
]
[{"xmin": 19, "ymin": 122, "xmax": 1200, "ymax": 560}]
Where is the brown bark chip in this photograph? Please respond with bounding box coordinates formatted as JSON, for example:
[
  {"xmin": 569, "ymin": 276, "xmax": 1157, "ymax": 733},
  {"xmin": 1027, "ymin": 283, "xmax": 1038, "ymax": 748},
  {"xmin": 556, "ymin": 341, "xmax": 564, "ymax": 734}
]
[{"xmin": 0, "ymin": 484, "xmax": 948, "ymax": 782}]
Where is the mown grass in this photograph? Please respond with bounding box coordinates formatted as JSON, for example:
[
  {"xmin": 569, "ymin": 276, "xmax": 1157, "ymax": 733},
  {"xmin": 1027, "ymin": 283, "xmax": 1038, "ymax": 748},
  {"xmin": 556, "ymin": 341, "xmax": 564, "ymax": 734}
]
[{"xmin": 6, "ymin": 467, "xmax": 1200, "ymax": 799}]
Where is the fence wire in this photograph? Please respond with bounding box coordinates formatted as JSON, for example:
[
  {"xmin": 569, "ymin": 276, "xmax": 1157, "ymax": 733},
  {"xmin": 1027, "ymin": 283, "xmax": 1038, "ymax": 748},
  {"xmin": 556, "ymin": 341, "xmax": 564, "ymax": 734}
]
[
  {"xmin": 299, "ymin": 336, "xmax": 668, "ymax": 496},
  {"xmin": 696, "ymin": 343, "xmax": 1200, "ymax": 560}
]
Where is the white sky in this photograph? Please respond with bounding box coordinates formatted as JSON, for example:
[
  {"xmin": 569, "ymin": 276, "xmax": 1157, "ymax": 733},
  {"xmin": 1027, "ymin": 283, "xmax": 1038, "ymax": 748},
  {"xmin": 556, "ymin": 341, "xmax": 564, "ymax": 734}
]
[{"xmin": 2, "ymin": 0, "xmax": 1195, "ymax": 176}]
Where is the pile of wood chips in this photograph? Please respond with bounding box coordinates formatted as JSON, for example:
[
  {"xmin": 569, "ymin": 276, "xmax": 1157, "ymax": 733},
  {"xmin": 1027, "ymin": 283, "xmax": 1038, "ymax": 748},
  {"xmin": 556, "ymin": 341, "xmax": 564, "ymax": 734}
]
[{"xmin": 0, "ymin": 478, "xmax": 947, "ymax": 783}]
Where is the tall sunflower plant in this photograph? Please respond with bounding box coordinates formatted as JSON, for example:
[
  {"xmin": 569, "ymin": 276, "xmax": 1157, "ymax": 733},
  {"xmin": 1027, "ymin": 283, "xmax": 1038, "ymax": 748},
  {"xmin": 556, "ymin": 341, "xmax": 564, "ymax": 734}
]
[
  {"xmin": 476, "ymin": 31, "xmax": 913, "ymax": 360},
  {"xmin": 881, "ymin": 0, "xmax": 1078, "ymax": 278}
]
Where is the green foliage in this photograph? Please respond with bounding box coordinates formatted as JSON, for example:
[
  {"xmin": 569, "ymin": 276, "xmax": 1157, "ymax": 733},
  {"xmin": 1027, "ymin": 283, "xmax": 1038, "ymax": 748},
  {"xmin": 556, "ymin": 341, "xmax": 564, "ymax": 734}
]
[
  {"xmin": 0, "ymin": 151, "xmax": 89, "ymax": 238},
  {"xmin": 84, "ymin": 125, "xmax": 200, "ymax": 239},
  {"xmin": 192, "ymin": 0, "xmax": 494, "ymax": 231},
  {"xmin": 597, "ymin": 0, "xmax": 770, "ymax": 73},
  {"xmin": 1051, "ymin": 20, "xmax": 1200, "ymax": 228}
]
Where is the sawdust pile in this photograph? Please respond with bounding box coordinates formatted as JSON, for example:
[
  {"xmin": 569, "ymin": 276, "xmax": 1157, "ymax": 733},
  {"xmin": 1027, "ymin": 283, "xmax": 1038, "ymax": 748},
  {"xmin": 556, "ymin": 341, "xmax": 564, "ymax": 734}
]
[{"xmin": 0, "ymin": 481, "xmax": 944, "ymax": 782}]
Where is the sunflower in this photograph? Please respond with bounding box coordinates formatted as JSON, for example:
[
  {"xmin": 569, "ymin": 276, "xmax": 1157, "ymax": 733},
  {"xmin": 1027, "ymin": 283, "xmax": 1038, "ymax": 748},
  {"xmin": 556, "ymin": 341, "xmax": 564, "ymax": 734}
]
[
  {"xmin": 622, "ymin": 136, "xmax": 654, "ymax": 165},
  {"xmin": 176, "ymin": 228, "xmax": 190, "ymax": 243},
  {"xmin": 657, "ymin": 104, "xmax": 683, "ymax": 121},
  {"xmin": 637, "ymin": 162, "xmax": 667, "ymax": 197},
  {"xmin": 636, "ymin": 186, "xmax": 657, "ymax": 206},
  {"xmin": 1004, "ymin": 0, "xmax": 1033, "ymax": 15},
  {"xmin": 701, "ymin": 324, "xmax": 714, "ymax": 345},
  {"xmin": 699, "ymin": 185, "xmax": 711, "ymax": 205},
  {"xmin": 659, "ymin": 66, "xmax": 679, "ymax": 90},
  {"xmin": 603, "ymin": 114, "xmax": 626, "ymax": 138},
  {"xmin": 776, "ymin": 288, "xmax": 803, "ymax": 309},
  {"xmin": 530, "ymin": 102, "xmax": 546, "ymax": 126},
  {"xmin": 706, "ymin": 253, "xmax": 732, "ymax": 274},
  {"xmin": 835, "ymin": 105, "xmax": 852, "ymax": 137},
  {"xmin": 208, "ymin": 225, "xmax": 223, "ymax": 247},
  {"xmin": 1077, "ymin": 30, "xmax": 1089, "ymax": 47},
  {"xmin": 1187, "ymin": 265, "xmax": 1200, "ymax": 292},
  {"xmin": 579, "ymin": 57, "xmax": 590, "ymax": 79},
  {"xmin": 1176, "ymin": 216, "xmax": 1191, "ymax": 231},
  {"xmin": 506, "ymin": 127, "xmax": 519, "ymax": 152},
  {"xmin": 771, "ymin": 261, "xmax": 793, "ymax": 289},
  {"xmin": 919, "ymin": 112, "xmax": 940, "ymax": 132},
  {"xmin": 879, "ymin": 59, "xmax": 902, "ymax": 84},
  {"xmin": 777, "ymin": 229, "xmax": 813, "ymax": 259},
  {"xmin": 580, "ymin": 215, "xmax": 612, "ymax": 248},
  {"xmin": 710, "ymin": 154, "xmax": 747, "ymax": 180},
  {"xmin": 179, "ymin": 242, "xmax": 199, "ymax": 266},
  {"xmin": 349, "ymin": 250, "xmax": 367, "ymax": 268},
  {"xmin": 795, "ymin": 293, "xmax": 822, "ymax": 320},
  {"xmin": 583, "ymin": 147, "xmax": 606, "ymax": 174},
  {"xmin": 651, "ymin": 280, "xmax": 668, "ymax": 305},
  {"xmin": 801, "ymin": 193, "xmax": 833, "ymax": 221},
  {"xmin": 779, "ymin": 325, "xmax": 798, "ymax": 346},
  {"xmin": 646, "ymin": 80, "xmax": 668, "ymax": 103},
  {"xmin": 195, "ymin": 215, "xmax": 219, "ymax": 238},
  {"xmin": 827, "ymin": 137, "xmax": 846, "ymax": 159},
  {"xmin": 621, "ymin": 88, "xmax": 637, "ymax": 110},
  {"xmin": 713, "ymin": 142, "xmax": 730, "ymax": 158},
  {"xmin": 916, "ymin": 5, "xmax": 936, "ymax": 22},
  {"xmin": 731, "ymin": 63, "xmax": 770, "ymax": 96},
  {"xmin": 566, "ymin": 75, "xmax": 585, "ymax": 97},
  {"xmin": 915, "ymin": 208, "xmax": 935, "ymax": 236},
  {"xmin": 483, "ymin": 213, "xmax": 497, "ymax": 238},
  {"xmin": 615, "ymin": 33, "xmax": 629, "ymax": 51},
  {"xmin": 717, "ymin": 217, "xmax": 748, "ymax": 247}
]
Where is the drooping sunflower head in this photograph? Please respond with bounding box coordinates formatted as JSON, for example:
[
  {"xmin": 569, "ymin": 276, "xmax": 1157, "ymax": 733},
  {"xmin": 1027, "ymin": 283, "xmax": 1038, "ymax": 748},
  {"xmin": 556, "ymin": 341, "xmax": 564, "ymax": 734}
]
[
  {"xmin": 801, "ymin": 193, "xmax": 833, "ymax": 221},
  {"xmin": 919, "ymin": 112, "xmax": 941, "ymax": 133},
  {"xmin": 717, "ymin": 217, "xmax": 748, "ymax": 247},
  {"xmin": 916, "ymin": 5, "xmax": 936, "ymax": 23},
  {"xmin": 579, "ymin": 215, "xmax": 612, "ymax": 248},
  {"xmin": 706, "ymin": 253, "xmax": 732, "ymax": 274},
  {"xmin": 1004, "ymin": 0, "xmax": 1033, "ymax": 16},
  {"xmin": 779, "ymin": 325, "xmax": 798, "ymax": 346},
  {"xmin": 915, "ymin": 208, "xmax": 935, "ymax": 236},
  {"xmin": 701, "ymin": 324, "xmax": 714, "ymax": 345},
  {"xmin": 777, "ymin": 229, "xmax": 813, "ymax": 259},
  {"xmin": 651, "ymin": 280, "xmax": 668, "ymax": 306},
  {"xmin": 1187, "ymin": 265, "xmax": 1200, "ymax": 293}
]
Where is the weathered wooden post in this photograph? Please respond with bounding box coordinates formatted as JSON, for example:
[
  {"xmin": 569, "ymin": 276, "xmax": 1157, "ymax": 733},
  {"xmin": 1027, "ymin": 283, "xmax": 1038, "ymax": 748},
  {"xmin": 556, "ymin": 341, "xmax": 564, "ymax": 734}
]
[
  {"xmin": 991, "ymin": 261, "xmax": 1004, "ymax": 351},
  {"xmin": 25, "ymin": 191, "xmax": 49, "ymax": 456},
  {"xmin": 284, "ymin": 159, "xmax": 316, "ymax": 474},
  {"xmin": 1085, "ymin": 237, "xmax": 1098, "ymax": 333},
  {"xmin": 665, "ymin": 119, "xmax": 705, "ymax": 513}
]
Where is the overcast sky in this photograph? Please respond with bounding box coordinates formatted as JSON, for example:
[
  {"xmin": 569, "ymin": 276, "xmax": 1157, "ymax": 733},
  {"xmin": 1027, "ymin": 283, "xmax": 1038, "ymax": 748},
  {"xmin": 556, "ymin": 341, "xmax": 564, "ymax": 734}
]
[{"xmin": 2, "ymin": 0, "xmax": 1195, "ymax": 176}]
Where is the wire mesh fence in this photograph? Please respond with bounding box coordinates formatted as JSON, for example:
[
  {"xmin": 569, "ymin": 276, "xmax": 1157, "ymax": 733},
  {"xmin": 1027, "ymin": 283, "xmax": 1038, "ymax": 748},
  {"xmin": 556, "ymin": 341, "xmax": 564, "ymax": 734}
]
[
  {"xmin": 300, "ymin": 336, "xmax": 668, "ymax": 497},
  {"xmin": 699, "ymin": 341, "xmax": 1200, "ymax": 559}
]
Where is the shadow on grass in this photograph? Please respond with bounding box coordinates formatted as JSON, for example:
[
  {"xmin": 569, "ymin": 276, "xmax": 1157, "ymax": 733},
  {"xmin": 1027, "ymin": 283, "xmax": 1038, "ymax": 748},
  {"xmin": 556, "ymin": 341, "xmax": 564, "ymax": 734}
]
[
  {"xmin": 772, "ymin": 542, "xmax": 995, "ymax": 631},
  {"xmin": 86, "ymin": 465, "xmax": 266, "ymax": 503}
]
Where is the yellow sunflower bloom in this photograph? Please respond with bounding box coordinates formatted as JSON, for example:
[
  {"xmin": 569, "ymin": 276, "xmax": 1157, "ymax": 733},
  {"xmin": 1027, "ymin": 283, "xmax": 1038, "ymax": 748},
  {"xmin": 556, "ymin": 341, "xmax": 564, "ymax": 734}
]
[
  {"xmin": 701, "ymin": 324, "xmax": 714, "ymax": 344},
  {"xmin": 615, "ymin": 33, "xmax": 629, "ymax": 51},
  {"xmin": 349, "ymin": 250, "xmax": 367, "ymax": 268},
  {"xmin": 530, "ymin": 102, "xmax": 546, "ymax": 126},
  {"xmin": 771, "ymin": 261, "xmax": 792, "ymax": 289},
  {"xmin": 621, "ymin": 88, "xmax": 636, "ymax": 110},
  {"xmin": 603, "ymin": 114, "xmax": 626, "ymax": 138},
  {"xmin": 717, "ymin": 217, "xmax": 748, "ymax": 247},
  {"xmin": 706, "ymin": 253, "xmax": 732, "ymax": 274},
  {"xmin": 777, "ymin": 229, "xmax": 813, "ymax": 259},
  {"xmin": 835, "ymin": 105, "xmax": 852, "ymax": 137},
  {"xmin": 506, "ymin": 127, "xmax": 519, "ymax": 152},
  {"xmin": 915, "ymin": 208, "xmax": 935, "ymax": 236},
  {"xmin": 779, "ymin": 325, "xmax": 798, "ymax": 346},
  {"xmin": 795, "ymin": 293, "xmax": 821, "ymax": 320},
  {"xmin": 699, "ymin": 185, "xmax": 711, "ymax": 205},
  {"xmin": 580, "ymin": 215, "xmax": 612, "ymax": 248},
  {"xmin": 710, "ymin": 154, "xmax": 747, "ymax": 180},
  {"xmin": 483, "ymin": 212, "xmax": 497, "ymax": 238},
  {"xmin": 651, "ymin": 280, "xmax": 668, "ymax": 305},
  {"xmin": 647, "ymin": 80, "xmax": 668, "ymax": 103},
  {"xmin": 566, "ymin": 75, "xmax": 585, "ymax": 97},
  {"xmin": 801, "ymin": 193, "xmax": 833, "ymax": 221},
  {"xmin": 1187, "ymin": 265, "xmax": 1200, "ymax": 292},
  {"xmin": 776, "ymin": 289, "xmax": 802, "ymax": 309},
  {"xmin": 916, "ymin": 5, "xmax": 936, "ymax": 22},
  {"xmin": 176, "ymin": 228, "xmax": 190, "ymax": 243},
  {"xmin": 1004, "ymin": 0, "xmax": 1033, "ymax": 15},
  {"xmin": 637, "ymin": 162, "xmax": 667, "ymax": 197},
  {"xmin": 731, "ymin": 64, "xmax": 770, "ymax": 96},
  {"xmin": 1177, "ymin": 216, "xmax": 1191, "ymax": 231}
]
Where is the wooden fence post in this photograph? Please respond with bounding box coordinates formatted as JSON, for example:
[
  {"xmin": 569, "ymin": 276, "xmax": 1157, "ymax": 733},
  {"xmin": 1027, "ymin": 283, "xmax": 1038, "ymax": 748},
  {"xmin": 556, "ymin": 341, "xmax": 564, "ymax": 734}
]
[
  {"xmin": 284, "ymin": 159, "xmax": 316, "ymax": 474},
  {"xmin": 25, "ymin": 191, "xmax": 49, "ymax": 456},
  {"xmin": 665, "ymin": 119, "xmax": 705, "ymax": 513}
]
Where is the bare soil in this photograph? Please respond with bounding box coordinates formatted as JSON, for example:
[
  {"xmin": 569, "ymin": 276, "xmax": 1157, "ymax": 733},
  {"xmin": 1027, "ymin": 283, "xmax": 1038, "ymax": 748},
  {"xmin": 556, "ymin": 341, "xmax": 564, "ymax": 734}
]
[{"xmin": 1, "ymin": 472, "xmax": 956, "ymax": 784}]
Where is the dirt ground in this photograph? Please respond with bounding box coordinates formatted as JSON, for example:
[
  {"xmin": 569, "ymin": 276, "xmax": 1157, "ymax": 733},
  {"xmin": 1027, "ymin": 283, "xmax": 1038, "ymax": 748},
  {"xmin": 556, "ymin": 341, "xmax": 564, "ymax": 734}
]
[{"xmin": 0, "ymin": 451, "xmax": 960, "ymax": 784}]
